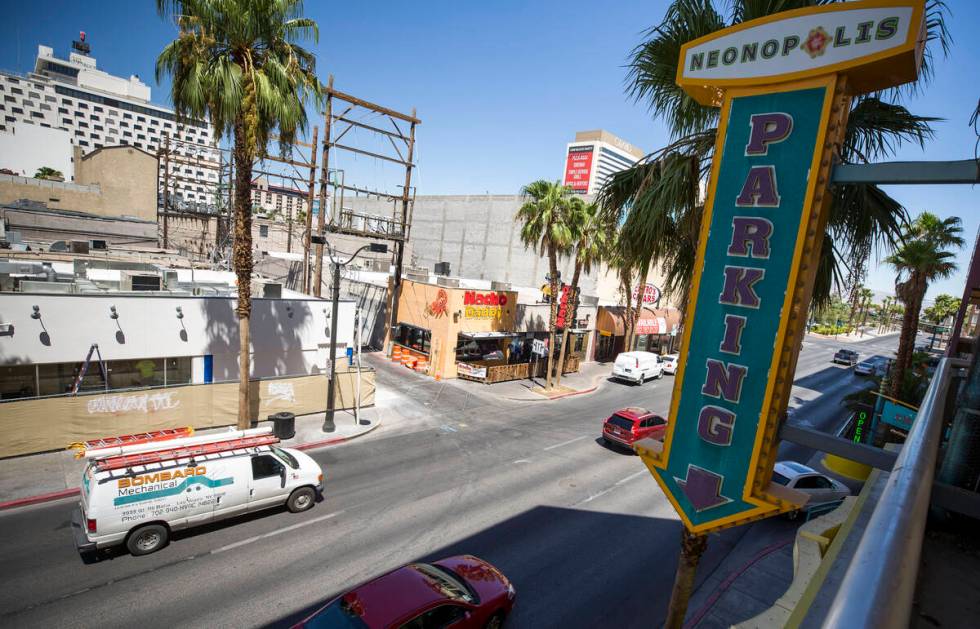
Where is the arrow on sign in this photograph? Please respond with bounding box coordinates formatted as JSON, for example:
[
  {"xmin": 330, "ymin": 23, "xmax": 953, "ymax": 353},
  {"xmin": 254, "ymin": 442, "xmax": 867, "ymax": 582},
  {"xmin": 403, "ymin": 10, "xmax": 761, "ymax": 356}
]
[{"xmin": 675, "ymin": 465, "xmax": 732, "ymax": 512}]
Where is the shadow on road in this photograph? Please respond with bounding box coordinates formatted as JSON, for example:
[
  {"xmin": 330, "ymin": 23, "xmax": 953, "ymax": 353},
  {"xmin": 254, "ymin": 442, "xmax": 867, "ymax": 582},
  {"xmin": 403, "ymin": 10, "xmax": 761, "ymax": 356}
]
[{"xmin": 267, "ymin": 506, "xmax": 694, "ymax": 629}]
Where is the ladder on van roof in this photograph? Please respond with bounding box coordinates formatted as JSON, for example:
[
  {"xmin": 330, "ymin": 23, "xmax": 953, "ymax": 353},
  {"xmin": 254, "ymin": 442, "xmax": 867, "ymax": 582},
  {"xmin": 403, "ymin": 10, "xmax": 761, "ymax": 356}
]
[
  {"xmin": 92, "ymin": 434, "xmax": 281, "ymax": 473},
  {"xmin": 69, "ymin": 427, "xmax": 195, "ymax": 458}
]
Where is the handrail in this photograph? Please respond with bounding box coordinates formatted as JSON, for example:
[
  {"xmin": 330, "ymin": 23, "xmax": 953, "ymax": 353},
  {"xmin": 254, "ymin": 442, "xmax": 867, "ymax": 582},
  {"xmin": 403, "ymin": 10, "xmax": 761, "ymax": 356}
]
[{"xmin": 822, "ymin": 357, "xmax": 967, "ymax": 628}]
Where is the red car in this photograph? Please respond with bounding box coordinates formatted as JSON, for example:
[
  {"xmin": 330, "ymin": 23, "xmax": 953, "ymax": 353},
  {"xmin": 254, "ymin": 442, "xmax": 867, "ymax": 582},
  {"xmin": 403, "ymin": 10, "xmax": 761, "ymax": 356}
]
[
  {"xmin": 295, "ymin": 555, "xmax": 515, "ymax": 629},
  {"xmin": 602, "ymin": 407, "xmax": 668, "ymax": 450}
]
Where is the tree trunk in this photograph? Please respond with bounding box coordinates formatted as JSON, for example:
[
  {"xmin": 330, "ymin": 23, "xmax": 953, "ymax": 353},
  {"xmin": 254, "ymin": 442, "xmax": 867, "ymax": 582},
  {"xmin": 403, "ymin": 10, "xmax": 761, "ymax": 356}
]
[
  {"xmin": 890, "ymin": 275, "xmax": 925, "ymax": 400},
  {"xmin": 233, "ymin": 120, "xmax": 255, "ymax": 429},
  {"xmin": 629, "ymin": 259, "xmax": 650, "ymax": 352},
  {"xmin": 621, "ymin": 268, "xmax": 634, "ymax": 349},
  {"xmin": 555, "ymin": 260, "xmax": 582, "ymax": 389},
  {"xmin": 664, "ymin": 529, "xmax": 708, "ymax": 629},
  {"xmin": 545, "ymin": 247, "xmax": 560, "ymax": 390}
]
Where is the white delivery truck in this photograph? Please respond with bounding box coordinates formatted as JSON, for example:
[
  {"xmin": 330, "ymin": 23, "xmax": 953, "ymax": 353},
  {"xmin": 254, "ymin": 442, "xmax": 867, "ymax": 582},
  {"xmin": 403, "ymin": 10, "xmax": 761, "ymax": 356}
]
[
  {"xmin": 71, "ymin": 427, "xmax": 323, "ymax": 556},
  {"xmin": 611, "ymin": 351, "xmax": 664, "ymax": 385}
]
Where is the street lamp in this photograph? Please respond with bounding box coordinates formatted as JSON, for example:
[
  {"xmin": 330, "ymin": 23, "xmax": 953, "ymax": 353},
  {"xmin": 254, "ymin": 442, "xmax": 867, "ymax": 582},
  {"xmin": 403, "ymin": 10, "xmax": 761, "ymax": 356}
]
[{"xmin": 321, "ymin": 237, "xmax": 388, "ymax": 431}]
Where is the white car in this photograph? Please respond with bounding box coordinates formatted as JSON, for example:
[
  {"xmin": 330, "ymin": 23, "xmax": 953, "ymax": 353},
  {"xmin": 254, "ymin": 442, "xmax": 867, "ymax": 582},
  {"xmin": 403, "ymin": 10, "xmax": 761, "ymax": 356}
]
[
  {"xmin": 661, "ymin": 353, "xmax": 680, "ymax": 375},
  {"xmin": 853, "ymin": 358, "xmax": 879, "ymax": 376},
  {"xmin": 772, "ymin": 461, "xmax": 851, "ymax": 517},
  {"xmin": 611, "ymin": 351, "xmax": 664, "ymax": 385}
]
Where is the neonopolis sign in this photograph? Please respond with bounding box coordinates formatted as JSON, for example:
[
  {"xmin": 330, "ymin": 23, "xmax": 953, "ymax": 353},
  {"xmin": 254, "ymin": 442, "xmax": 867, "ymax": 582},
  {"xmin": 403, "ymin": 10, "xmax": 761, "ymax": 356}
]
[{"xmin": 677, "ymin": 0, "xmax": 925, "ymax": 104}]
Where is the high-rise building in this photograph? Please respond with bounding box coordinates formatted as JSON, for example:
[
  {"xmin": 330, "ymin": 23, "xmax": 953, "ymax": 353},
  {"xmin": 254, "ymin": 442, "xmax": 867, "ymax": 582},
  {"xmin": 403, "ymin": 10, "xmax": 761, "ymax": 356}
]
[
  {"xmin": 562, "ymin": 130, "xmax": 644, "ymax": 195},
  {"xmin": 0, "ymin": 36, "xmax": 219, "ymax": 208},
  {"xmin": 251, "ymin": 176, "xmax": 309, "ymax": 218}
]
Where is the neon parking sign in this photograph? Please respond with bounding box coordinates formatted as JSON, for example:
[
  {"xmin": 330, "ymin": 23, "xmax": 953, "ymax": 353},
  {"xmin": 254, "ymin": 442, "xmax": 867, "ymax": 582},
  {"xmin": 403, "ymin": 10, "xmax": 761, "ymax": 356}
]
[{"xmin": 636, "ymin": 0, "xmax": 926, "ymax": 534}]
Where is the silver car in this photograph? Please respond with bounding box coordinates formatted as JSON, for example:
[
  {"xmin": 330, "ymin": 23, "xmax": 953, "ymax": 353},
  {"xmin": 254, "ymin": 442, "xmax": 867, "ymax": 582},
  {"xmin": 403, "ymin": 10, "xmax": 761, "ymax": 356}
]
[{"xmin": 772, "ymin": 461, "xmax": 851, "ymax": 518}]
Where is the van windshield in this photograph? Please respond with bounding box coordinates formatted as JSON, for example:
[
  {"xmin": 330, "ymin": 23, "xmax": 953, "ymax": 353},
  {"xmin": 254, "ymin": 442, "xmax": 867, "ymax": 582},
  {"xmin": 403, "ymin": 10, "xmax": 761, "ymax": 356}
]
[{"xmin": 272, "ymin": 446, "xmax": 299, "ymax": 469}]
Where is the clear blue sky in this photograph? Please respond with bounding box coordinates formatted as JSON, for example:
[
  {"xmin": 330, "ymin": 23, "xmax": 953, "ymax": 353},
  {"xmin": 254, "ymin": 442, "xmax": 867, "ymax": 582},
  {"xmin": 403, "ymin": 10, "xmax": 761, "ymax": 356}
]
[{"xmin": 1, "ymin": 0, "xmax": 977, "ymax": 300}]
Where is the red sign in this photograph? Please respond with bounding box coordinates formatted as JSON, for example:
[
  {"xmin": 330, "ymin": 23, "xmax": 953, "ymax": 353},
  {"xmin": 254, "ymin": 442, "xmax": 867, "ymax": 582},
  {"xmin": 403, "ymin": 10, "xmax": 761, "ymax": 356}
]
[
  {"xmin": 463, "ymin": 291, "xmax": 508, "ymax": 306},
  {"xmin": 556, "ymin": 284, "xmax": 578, "ymax": 329},
  {"xmin": 563, "ymin": 146, "xmax": 594, "ymax": 192},
  {"xmin": 636, "ymin": 316, "xmax": 668, "ymax": 335},
  {"xmin": 632, "ymin": 283, "xmax": 662, "ymax": 305}
]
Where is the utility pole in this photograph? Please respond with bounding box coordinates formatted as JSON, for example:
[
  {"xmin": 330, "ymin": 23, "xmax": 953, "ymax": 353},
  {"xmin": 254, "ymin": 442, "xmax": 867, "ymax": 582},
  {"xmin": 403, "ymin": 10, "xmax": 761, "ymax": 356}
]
[
  {"xmin": 303, "ymin": 126, "xmax": 319, "ymax": 293},
  {"xmin": 162, "ymin": 133, "xmax": 170, "ymax": 249},
  {"xmin": 314, "ymin": 75, "xmax": 334, "ymax": 298},
  {"xmin": 324, "ymin": 242, "xmax": 387, "ymax": 431}
]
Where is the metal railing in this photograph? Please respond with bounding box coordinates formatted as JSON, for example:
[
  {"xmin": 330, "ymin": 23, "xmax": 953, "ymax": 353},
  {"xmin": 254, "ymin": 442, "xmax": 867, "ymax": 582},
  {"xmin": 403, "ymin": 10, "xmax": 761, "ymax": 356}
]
[{"xmin": 822, "ymin": 357, "xmax": 968, "ymax": 628}]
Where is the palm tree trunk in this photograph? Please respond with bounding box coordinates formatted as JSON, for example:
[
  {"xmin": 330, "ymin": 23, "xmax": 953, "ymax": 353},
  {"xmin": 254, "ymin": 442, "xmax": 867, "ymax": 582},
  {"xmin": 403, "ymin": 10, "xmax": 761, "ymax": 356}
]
[
  {"xmin": 621, "ymin": 269, "xmax": 634, "ymax": 350},
  {"xmin": 555, "ymin": 260, "xmax": 582, "ymax": 389},
  {"xmin": 629, "ymin": 259, "xmax": 650, "ymax": 351},
  {"xmin": 233, "ymin": 120, "xmax": 255, "ymax": 429},
  {"xmin": 545, "ymin": 247, "xmax": 560, "ymax": 390},
  {"xmin": 890, "ymin": 275, "xmax": 925, "ymax": 400}
]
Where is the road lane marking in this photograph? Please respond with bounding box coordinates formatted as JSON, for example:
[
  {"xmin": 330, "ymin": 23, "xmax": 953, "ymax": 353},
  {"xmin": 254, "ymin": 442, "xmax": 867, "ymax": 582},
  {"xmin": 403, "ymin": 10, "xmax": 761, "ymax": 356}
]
[
  {"xmin": 543, "ymin": 435, "xmax": 588, "ymax": 451},
  {"xmin": 512, "ymin": 459, "xmax": 531, "ymax": 464},
  {"xmin": 576, "ymin": 470, "xmax": 649, "ymax": 506},
  {"xmin": 212, "ymin": 510, "xmax": 344, "ymax": 554}
]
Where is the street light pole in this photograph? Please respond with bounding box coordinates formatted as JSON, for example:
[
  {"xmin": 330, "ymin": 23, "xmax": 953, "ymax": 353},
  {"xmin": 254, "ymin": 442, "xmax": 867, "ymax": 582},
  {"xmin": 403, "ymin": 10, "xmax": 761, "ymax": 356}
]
[{"xmin": 318, "ymin": 238, "xmax": 388, "ymax": 431}]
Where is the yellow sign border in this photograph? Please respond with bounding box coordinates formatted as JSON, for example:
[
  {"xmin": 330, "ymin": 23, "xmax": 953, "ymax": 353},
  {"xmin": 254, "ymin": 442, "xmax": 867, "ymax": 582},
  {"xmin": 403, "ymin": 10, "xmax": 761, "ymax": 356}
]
[{"xmin": 640, "ymin": 74, "xmax": 844, "ymax": 535}]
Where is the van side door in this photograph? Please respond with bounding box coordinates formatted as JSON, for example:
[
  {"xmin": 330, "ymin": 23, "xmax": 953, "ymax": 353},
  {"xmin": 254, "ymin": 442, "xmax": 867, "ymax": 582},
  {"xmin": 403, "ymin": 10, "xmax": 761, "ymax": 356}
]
[
  {"xmin": 248, "ymin": 454, "xmax": 287, "ymax": 512},
  {"xmin": 212, "ymin": 458, "xmax": 249, "ymax": 520}
]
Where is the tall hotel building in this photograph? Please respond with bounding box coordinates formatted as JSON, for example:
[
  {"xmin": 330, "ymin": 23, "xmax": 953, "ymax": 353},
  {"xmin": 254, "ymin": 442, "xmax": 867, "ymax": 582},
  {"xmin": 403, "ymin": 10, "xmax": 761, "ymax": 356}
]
[
  {"xmin": 0, "ymin": 37, "xmax": 219, "ymax": 208},
  {"xmin": 562, "ymin": 129, "xmax": 644, "ymax": 195}
]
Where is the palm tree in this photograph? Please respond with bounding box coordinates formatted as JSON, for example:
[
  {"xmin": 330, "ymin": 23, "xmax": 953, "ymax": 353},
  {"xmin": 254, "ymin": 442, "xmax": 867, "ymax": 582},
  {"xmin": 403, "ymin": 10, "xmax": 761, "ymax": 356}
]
[
  {"xmin": 887, "ymin": 212, "xmax": 964, "ymax": 399},
  {"xmin": 516, "ymin": 180, "xmax": 576, "ymax": 389},
  {"xmin": 34, "ymin": 166, "xmax": 63, "ymax": 180},
  {"xmin": 857, "ymin": 287, "xmax": 874, "ymax": 334},
  {"xmin": 157, "ymin": 0, "xmax": 322, "ymax": 428},
  {"xmin": 599, "ymin": 0, "xmax": 950, "ymax": 317},
  {"xmin": 554, "ymin": 200, "xmax": 610, "ymax": 388}
]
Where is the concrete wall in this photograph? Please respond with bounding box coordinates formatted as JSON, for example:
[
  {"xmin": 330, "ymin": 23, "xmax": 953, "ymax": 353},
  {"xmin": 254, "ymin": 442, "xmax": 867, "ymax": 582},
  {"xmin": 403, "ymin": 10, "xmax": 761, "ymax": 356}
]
[
  {"xmin": 346, "ymin": 195, "xmax": 602, "ymax": 296},
  {"xmin": 75, "ymin": 146, "xmax": 158, "ymax": 221},
  {"xmin": 0, "ymin": 292, "xmax": 355, "ymax": 381},
  {"xmin": 0, "ymin": 123, "xmax": 73, "ymax": 179}
]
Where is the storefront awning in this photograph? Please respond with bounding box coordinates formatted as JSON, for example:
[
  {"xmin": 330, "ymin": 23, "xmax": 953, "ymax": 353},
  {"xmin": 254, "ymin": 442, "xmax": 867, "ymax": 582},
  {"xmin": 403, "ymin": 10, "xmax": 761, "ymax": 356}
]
[
  {"xmin": 458, "ymin": 331, "xmax": 519, "ymax": 340},
  {"xmin": 596, "ymin": 306, "xmax": 683, "ymax": 337}
]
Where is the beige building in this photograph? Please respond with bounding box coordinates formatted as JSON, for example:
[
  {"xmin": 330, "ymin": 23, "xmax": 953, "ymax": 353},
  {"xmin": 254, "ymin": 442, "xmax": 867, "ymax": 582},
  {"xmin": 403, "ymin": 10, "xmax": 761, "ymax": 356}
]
[{"xmin": 0, "ymin": 144, "xmax": 157, "ymax": 222}]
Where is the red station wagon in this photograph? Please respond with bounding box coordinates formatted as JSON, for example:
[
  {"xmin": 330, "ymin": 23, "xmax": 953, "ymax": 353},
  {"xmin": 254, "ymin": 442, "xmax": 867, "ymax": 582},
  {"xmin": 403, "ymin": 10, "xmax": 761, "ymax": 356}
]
[
  {"xmin": 602, "ymin": 407, "xmax": 668, "ymax": 449},
  {"xmin": 295, "ymin": 555, "xmax": 515, "ymax": 629}
]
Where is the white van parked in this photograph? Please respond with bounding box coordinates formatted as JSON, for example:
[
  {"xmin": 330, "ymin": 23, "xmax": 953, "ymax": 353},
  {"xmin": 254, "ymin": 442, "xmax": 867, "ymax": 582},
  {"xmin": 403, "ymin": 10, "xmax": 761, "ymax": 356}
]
[
  {"xmin": 611, "ymin": 351, "xmax": 664, "ymax": 385},
  {"xmin": 71, "ymin": 427, "xmax": 323, "ymax": 556}
]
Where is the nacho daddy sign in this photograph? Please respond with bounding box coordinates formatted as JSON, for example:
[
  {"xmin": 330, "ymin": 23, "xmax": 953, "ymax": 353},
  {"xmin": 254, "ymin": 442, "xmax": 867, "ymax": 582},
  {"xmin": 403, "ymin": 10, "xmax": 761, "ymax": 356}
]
[{"xmin": 637, "ymin": 0, "xmax": 926, "ymax": 534}]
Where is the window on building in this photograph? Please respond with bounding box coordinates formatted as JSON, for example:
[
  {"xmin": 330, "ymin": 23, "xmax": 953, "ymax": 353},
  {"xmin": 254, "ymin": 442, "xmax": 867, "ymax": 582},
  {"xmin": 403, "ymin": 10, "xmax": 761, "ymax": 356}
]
[
  {"xmin": 22, "ymin": 100, "xmax": 34, "ymax": 107},
  {"xmin": 3, "ymin": 95, "xmax": 13, "ymax": 103},
  {"xmin": 90, "ymin": 114, "xmax": 99, "ymax": 121},
  {"xmin": 78, "ymin": 140, "xmax": 88, "ymax": 146},
  {"xmin": 94, "ymin": 106, "xmax": 103, "ymax": 113},
  {"xmin": 78, "ymin": 121, "xmax": 88, "ymax": 128},
  {"xmin": 11, "ymin": 107, "xmax": 23, "ymax": 115},
  {"xmin": 394, "ymin": 324, "xmax": 432, "ymax": 354},
  {"xmin": 40, "ymin": 104, "xmax": 51, "ymax": 111},
  {"xmin": 58, "ymin": 107, "xmax": 68, "ymax": 114},
  {"xmin": 94, "ymin": 143, "xmax": 102, "ymax": 149},
  {"xmin": 259, "ymin": 225, "xmax": 269, "ymax": 237},
  {"xmin": 62, "ymin": 118, "xmax": 72, "ymax": 125},
  {"xmin": 29, "ymin": 91, "xmax": 40, "ymax": 99},
  {"xmin": 38, "ymin": 362, "xmax": 106, "ymax": 396},
  {"xmin": 108, "ymin": 358, "xmax": 165, "ymax": 389},
  {"xmin": 45, "ymin": 95, "xmax": 55, "ymax": 103},
  {"xmin": 77, "ymin": 102, "xmax": 87, "ymax": 109},
  {"xmin": 0, "ymin": 365, "xmax": 37, "ymax": 400},
  {"xmin": 4, "ymin": 116, "xmax": 14, "ymax": 123},
  {"xmin": 94, "ymin": 125, "xmax": 103, "ymax": 131},
  {"xmin": 10, "ymin": 87, "xmax": 22, "ymax": 95},
  {"xmin": 61, "ymin": 98, "xmax": 72, "ymax": 105},
  {"xmin": 123, "ymin": 112, "xmax": 132, "ymax": 119},
  {"xmin": 165, "ymin": 357, "xmax": 192, "ymax": 386},
  {"xmin": 30, "ymin": 111, "xmax": 43, "ymax": 119},
  {"xmin": 7, "ymin": 76, "xmax": 19, "ymax": 83},
  {"xmin": 137, "ymin": 116, "xmax": 145, "ymax": 122}
]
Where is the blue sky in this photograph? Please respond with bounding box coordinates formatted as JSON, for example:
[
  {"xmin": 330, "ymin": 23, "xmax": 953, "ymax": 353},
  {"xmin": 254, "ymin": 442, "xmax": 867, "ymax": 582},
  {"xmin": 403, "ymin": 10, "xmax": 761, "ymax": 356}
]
[{"xmin": 1, "ymin": 0, "xmax": 977, "ymax": 300}]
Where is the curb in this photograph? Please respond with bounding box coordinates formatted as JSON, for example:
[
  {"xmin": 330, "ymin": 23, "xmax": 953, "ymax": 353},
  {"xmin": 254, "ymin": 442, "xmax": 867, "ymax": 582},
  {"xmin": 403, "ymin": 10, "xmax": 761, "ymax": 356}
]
[
  {"xmin": 0, "ymin": 420, "xmax": 383, "ymax": 513},
  {"xmin": 501, "ymin": 371, "xmax": 610, "ymax": 402},
  {"xmin": 293, "ymin": 418, "xmax": 382, "ymax": 451},
  {"xmin": 0, "ymin": 487, "xmax": 80, "ymax": 512}
]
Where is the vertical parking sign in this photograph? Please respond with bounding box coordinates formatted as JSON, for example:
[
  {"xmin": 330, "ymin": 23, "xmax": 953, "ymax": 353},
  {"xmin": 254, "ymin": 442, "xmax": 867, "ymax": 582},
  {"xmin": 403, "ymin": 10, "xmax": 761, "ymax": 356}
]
[{"xmin": 636, "ymin": 0, "xmax": 927, "ymax": 534}]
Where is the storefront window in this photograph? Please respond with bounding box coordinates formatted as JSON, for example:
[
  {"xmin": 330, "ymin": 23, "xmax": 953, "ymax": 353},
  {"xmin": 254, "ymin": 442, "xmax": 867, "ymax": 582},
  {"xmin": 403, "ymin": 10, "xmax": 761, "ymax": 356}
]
[
  {"xmin": 574, "ymin": 333, "xmax": 585, "ymax": 353},
  {"xmin": 38, "ymin": 362, "xmax": 107, "ymax": 396},
  {"xmin": 394, "ymin": 324, "xmax": 431, "ymax": 354},
  {"xmin": 166, "ymin": 357, "xmax": 192, "ymax": 386},
  {"xmin": 455, "ymin": 337, "xmax": 505, "ymax": 363},
  {"xmin": 634, "ymin": 335, "xmax": 651, "ymax": 352},
  {"xmin": 0, "ymin": 365, "xmax": 37, "ymax": 400},
  {"xmin": 108, "ymin": 358, "xmax": 165, "ymax": 389}
]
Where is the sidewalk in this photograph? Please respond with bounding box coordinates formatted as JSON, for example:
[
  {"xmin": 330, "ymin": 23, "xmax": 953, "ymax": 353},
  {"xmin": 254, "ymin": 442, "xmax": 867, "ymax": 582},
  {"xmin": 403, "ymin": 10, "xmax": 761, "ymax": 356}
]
[
  {"xmin": 452, "ymin": 360, "xmax": 614, "ymax": 402},
  {"xmin": 0, "ymin": 407, "xmax": 381, "ymax": 510}
]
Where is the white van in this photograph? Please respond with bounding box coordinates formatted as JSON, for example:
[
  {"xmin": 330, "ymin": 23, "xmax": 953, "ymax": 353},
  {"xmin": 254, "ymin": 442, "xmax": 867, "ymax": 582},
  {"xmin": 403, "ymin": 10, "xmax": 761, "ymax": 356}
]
[
  {"xmin": 71, "ymin": 428, "xmax": 323, "ymax": 556},
  {"xmin": 611, "ymin": 351, "xmax": 664, "ymax": 385}
]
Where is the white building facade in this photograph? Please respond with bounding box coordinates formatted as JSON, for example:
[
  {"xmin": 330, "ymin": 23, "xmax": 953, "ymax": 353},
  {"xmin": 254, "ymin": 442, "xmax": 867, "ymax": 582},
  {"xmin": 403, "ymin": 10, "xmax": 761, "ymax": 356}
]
[
  {"xmin": 561, "ymin": 129, "xmax": 644, "ymax": 195},
  {"xmin": 251, "ymin": 176, "xmax": 309, "ymax": 218},
  {"xmin": 0, "ymin": 40, "xmax": 219, "ymax": 207}
]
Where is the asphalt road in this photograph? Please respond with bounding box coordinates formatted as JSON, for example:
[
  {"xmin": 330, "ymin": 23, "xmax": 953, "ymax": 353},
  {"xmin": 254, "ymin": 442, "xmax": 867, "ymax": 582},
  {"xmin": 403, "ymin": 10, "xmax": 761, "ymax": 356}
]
[{"xmin": 0, "ymin": 332, "xmax": 901, "ymax": 628}]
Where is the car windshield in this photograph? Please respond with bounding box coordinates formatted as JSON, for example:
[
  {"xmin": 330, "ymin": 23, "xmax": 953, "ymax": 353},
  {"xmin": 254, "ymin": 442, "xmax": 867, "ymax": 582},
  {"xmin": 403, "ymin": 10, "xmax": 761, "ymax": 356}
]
[
  {"xmin": 413, "ymin": 564, "xmax": 477, "ymax": 604},
  {"xmin": 607, "ymin": 415, "xmax": 635, "ymax": 430},
  {"xmin": 272, "ymin": 446, "xmax": 299, "ymax": 469},
  {"xmin": 304, "ymin": 597, "xmax": 370, "ymax": 629},
  {"xmin": 772, "ymin": 472, "xmax": 791, "ymax": 486}
]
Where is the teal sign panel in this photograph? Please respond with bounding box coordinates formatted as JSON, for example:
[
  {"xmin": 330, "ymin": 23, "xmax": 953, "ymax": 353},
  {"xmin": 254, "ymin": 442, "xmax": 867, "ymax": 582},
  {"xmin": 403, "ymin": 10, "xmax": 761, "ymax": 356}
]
[{"xmin": 647, "ymin": 86, "xmax": 828, "ymax": 532}]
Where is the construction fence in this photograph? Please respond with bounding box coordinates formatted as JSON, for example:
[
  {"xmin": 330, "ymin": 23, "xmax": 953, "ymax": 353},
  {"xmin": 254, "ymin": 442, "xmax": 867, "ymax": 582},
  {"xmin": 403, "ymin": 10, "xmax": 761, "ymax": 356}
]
[{"xmin": 0, "ymin": 370, "xmax": 374, "ymax": 458}]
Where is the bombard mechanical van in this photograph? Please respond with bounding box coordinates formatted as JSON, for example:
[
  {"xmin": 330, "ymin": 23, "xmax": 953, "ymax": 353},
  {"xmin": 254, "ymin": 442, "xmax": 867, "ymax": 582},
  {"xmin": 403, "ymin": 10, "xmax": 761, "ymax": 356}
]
[{"xmin": 71, "ymin": 427, "xmax": 323, "ymax": 556}]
